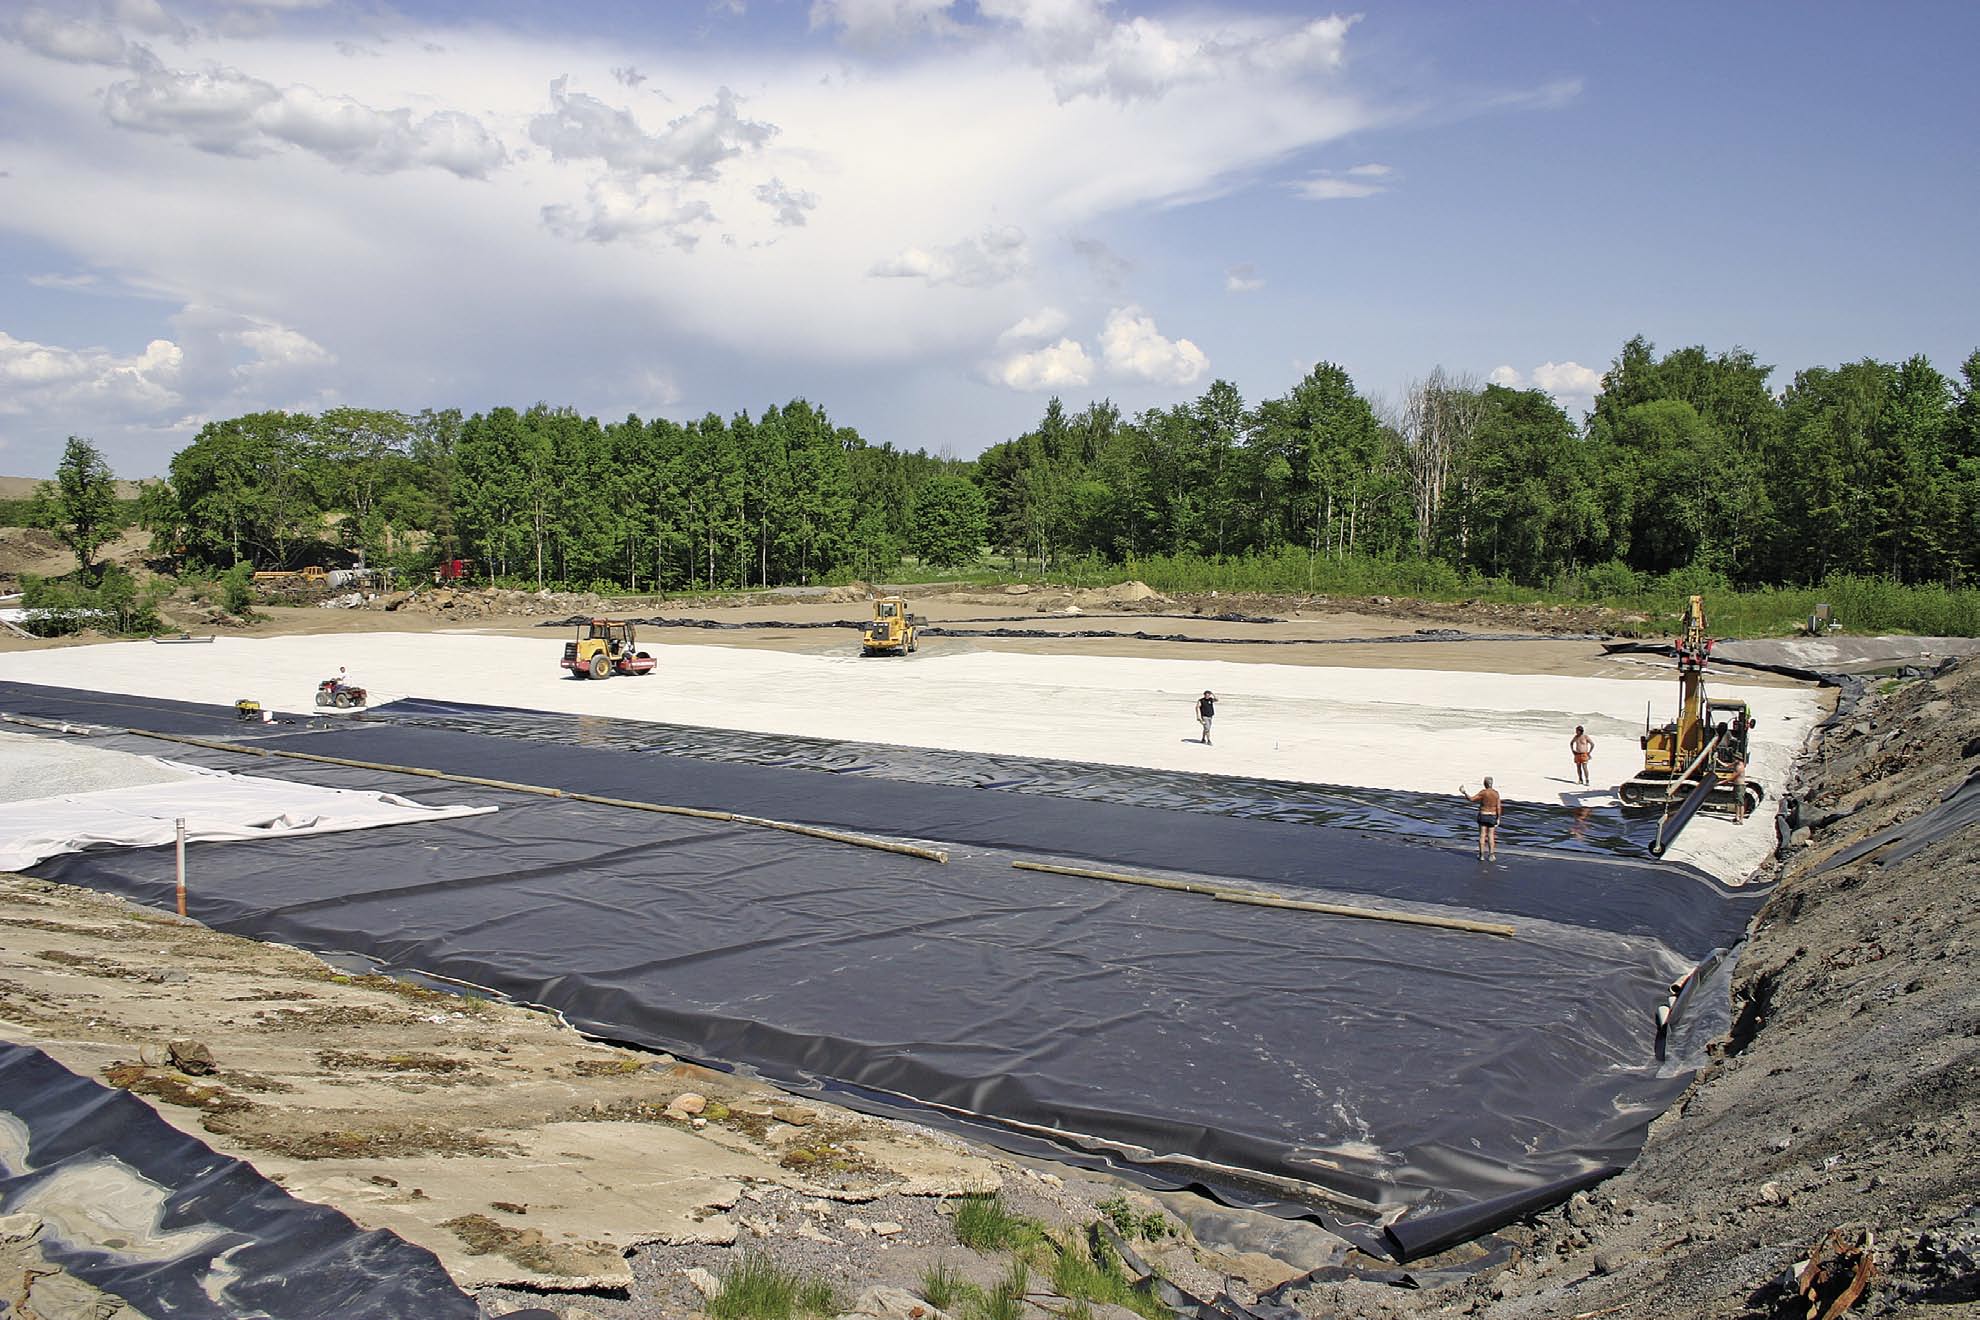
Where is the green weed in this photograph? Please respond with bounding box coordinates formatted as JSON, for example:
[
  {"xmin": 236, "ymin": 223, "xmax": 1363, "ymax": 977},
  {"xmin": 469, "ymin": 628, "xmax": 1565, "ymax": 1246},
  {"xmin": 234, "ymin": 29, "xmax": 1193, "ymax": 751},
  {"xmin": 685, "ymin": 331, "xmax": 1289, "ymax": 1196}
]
[
  {"xmin": 708, "ymin": 1249, "xmax": 841, "ymax": 1320},
  {"xmin": 959, "ymin": 1259, "xmax": 1028, "ymax": 1320},
  {"xmin": 917, "ymin": 1262, "xmax": 965, "ymax": 1312},
  {"xmin": 950, "ymin": 1191, "xmax": 1043, "ymax": 1252}
]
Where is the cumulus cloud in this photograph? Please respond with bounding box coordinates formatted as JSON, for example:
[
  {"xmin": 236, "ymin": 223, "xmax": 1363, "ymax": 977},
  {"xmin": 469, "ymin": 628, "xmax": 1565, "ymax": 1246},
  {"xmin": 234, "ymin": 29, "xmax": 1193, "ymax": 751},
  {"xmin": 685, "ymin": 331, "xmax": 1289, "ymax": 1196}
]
[
  {"xmin": 869, "ymin": 226, "xmax": 1028, "ymax": 287},
  {"xmin": 997, "ymin": 307, "xmax": 1068, "ymax": 344},
  {"xmin": 1099, "ymin": 306, "xmax": 1206, "ymax": 385},
  {"xmin": 1224, "ymin": 262, "xmax": 1263, "ymax": 293},
  {"xmin": 1044, "ymin": 12, "xmax": 1354, "ymax": 103},
  {"xmin": 103, "ymin": 55, "xmax": 509, "ymax": 177},
  {"xmin": 1293, "ymin": 163, "xmax": 1392, "ymax": 200},
  {"xmin": 1488, "ymin": 360, "xmax": 1603, "ymax": 413},
  {"xmin": 543, "ymin": 182, "xmax": 716, "ymax": 249},
  {"xmin": 0, "ymin": 329, "xmax": 183, "ymax": 418},
  {"xmin": 529, "ymin": 79, "xmax": 775, "ymax": 182},
  {"xmin": 810, "ymin": 1, "xmax": 1354, "ymax": 102},
  {"xmin": 992, "ymin": 337, "xmax": 1093, "ymax": 391},
  {"xmin": 754, "ymin": 177, "xmax": 819, "ymax": 227}
]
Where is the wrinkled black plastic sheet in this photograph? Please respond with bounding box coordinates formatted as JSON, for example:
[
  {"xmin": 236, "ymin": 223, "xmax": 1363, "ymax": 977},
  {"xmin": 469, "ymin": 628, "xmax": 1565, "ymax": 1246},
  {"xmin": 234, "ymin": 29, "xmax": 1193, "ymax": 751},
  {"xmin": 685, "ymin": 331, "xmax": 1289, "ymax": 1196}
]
[
  {"xmin": 31, "ymin": 770, "xmax": 1708, "ymax": 1248},
  {"xmin": 373, "ymin": 696, "xmax": 1663, "ymax": 861},
  {"xmin": 3, "ymin": 682, "xmax": 1761, "ymax": 1254},
  {"xmin": 0, "ymin": 1040, "xmax": 479, "ymax": 1319},
  {"xmin": 1814, "ymin": 768, "xmax": 1980, "ymax": 874}
]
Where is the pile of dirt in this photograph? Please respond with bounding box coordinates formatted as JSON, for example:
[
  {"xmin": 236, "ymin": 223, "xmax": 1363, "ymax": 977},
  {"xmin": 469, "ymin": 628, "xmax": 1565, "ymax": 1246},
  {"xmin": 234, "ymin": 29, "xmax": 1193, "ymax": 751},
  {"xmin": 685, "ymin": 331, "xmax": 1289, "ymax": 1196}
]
[
  {"xmin": 372, "ymin": 586, "xmax": 608, "ymax": 619},
  {"xmin": 1293, "ymin": 660, "xmax": 1979, "ymax": 1319},
  {"xmin": 0, "ymin": 526, "xmax": 71, "ymax": 583}
]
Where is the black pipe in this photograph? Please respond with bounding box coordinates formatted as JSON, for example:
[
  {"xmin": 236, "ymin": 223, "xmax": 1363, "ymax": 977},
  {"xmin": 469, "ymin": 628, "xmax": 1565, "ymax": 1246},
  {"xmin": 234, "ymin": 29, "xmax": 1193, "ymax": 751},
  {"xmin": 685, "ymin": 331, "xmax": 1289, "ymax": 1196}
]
[{"xmin": 1651, "ymin": 769, "xmax": 1721, "ymax": 856}]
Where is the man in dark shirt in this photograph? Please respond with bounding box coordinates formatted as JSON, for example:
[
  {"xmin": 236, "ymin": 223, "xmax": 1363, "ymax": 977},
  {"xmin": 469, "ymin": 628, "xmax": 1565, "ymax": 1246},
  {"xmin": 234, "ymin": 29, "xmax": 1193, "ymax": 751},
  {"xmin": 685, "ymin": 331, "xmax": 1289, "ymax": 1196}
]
[{"xmin": 1196, "ymin": 690, "xmax": 1216, "ymax": 745}]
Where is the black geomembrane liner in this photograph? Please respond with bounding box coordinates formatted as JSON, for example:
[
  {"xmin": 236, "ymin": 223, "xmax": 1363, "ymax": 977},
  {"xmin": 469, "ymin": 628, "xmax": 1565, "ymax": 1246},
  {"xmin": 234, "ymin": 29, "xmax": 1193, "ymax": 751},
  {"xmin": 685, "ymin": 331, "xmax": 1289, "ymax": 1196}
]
[{"xmin": 1, "ymin": 681, "xmax": 1760, "ymax": 1256}]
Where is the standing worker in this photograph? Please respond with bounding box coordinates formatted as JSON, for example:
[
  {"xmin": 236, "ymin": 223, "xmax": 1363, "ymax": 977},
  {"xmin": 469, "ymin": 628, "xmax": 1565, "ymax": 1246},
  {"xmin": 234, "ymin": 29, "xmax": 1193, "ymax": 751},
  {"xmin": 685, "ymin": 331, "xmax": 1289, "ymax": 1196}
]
[
  {"xmin": 1460, "ymin": 778, "xmax": 1502, "ymax": 861},
  {"xmin": 1196, "ymin": 690, "xmax": 1217, "ymax": 746},
  {"xmin": 1569, "ymin": 725, "xmax": 1594, "ymax": 786}
]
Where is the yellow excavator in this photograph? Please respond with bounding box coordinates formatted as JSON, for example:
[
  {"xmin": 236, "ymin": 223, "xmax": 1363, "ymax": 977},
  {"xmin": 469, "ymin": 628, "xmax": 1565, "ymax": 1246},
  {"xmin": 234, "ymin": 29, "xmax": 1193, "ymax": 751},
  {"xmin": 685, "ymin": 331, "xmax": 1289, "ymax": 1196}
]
[
  {"xmin": 1620, "ymin": 594, "xmax": 1761, "ymax": 820},
  {"xmin": 860, "ymin": 596, "xmax": 919, "ymax": 656}
]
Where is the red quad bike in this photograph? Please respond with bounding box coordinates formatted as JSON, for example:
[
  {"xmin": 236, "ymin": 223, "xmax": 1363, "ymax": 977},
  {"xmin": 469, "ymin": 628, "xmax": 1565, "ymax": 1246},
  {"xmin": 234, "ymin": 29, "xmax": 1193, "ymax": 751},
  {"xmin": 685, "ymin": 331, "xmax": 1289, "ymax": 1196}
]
[{"xmin": 315, "ymin": 678, "xmax": 368, "ymax": 709}]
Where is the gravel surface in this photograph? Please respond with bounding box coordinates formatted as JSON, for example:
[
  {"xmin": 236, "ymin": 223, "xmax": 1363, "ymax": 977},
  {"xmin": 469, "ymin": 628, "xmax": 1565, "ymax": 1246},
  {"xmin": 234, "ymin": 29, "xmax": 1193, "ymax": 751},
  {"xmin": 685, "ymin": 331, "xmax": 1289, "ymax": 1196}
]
[{"xmin": 0, "ymin": 729, "xmax": 196, "ymax": 803}]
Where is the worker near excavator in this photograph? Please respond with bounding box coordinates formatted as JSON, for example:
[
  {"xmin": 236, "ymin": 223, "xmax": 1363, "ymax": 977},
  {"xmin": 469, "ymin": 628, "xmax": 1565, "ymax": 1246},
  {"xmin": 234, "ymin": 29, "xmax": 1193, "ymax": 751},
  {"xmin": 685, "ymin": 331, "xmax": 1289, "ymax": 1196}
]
[
  {"xmin": 1461, "ymin": 778, "xmax": 1502, "ymax": 861},
  {"xmin": 1570, "ymin": 726, "xmax": 1594, "ymax": 785}
]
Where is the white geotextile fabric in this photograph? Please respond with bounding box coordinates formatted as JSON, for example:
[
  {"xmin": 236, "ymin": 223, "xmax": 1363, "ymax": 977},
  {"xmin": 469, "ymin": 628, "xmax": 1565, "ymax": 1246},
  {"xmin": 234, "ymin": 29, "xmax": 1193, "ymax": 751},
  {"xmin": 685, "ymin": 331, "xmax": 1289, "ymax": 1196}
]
[{"xmin": 0, "ymin": 759, "xmax": 496, "ymax": 871}]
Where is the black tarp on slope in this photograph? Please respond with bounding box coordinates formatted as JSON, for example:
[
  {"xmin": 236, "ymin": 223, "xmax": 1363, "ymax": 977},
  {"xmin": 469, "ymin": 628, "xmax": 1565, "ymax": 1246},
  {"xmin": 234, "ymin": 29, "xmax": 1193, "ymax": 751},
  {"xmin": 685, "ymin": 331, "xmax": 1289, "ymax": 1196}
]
[
  {"xmin": 373, "ymin": 696, "xmax": 1662, "ymax": 859},
  {"xmin": 0, "ymin": 1040, "xmax": 480, "ymax": 1319}
]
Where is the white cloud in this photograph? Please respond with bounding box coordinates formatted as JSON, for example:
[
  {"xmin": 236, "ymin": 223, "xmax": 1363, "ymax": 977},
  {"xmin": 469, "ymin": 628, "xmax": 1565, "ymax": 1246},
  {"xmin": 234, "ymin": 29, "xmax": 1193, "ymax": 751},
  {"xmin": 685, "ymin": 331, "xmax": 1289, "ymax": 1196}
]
[
  {"xmin": 980, "ymin": 3, "xmax": 1355, "ymax": 103},
  {"xmin": 1487, "ymin": 361, "xmax": 1603, "ymax": 414},
  {"xmin": 529, "ymin": 79, "xmax": 774, "ymax": 183},
  {"xmin": 1099, "ymin": 306, "xmax": 1206, "ymax": 386},
  {"xmin": 1531, "ymin": 360, "xmax": 1602, "ymax": 396},
  {"xmin": 754, "ymin": 177, "xmax": 819, "ymax": 227},
  {"xmin": 1294, "ymin": 163, "xmax": 1393, "ymax": 200},
  {"xmin": 543, "ymin": 182, "xmax": 715, "ymax": 249},
  {"xmin": 870, "ymin": 226, "xmax": 1029, "ymax": 287},
  {"xmin": 0, "ymin": 329, "xmax": 182, "ymax": 419},
  {"xmin": 992, "ymin": 337, "xmax": 1093, "ymax": 391},
  {"xmin": 103, "ymin": 53, "xmax": 509, "ymax": 177},
  {"xmin": 998, "ymin": 307, "xmax": 1069, "ymax": 344},
  {"xmin": 1224, "ymin": 262, "xmax": 1263, "ymax": 293}
]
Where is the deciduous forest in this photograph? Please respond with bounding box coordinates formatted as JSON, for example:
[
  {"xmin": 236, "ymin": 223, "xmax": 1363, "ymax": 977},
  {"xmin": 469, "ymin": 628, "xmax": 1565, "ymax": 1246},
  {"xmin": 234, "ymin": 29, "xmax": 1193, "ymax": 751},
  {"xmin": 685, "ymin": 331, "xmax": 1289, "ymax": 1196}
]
[{"xmin": 81, "ymin": 337, "xmax": 1980, "ymax": 609}]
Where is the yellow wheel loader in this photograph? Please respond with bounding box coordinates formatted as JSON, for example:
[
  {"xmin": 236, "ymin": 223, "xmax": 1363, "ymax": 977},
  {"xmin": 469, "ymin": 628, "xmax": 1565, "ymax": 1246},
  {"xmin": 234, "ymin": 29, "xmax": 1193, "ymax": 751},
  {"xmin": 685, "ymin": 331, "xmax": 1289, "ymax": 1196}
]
[
  {"xmin": 561, "ymin": 619, "xmax": 657, "ymax": 680},
  {"xmin": 1619, "ymin": 594, "xmax": 1762, "ymax": 818},
  {"xmin": 861, "ymin": 596, "xmax": 919, "ymax": 656}
]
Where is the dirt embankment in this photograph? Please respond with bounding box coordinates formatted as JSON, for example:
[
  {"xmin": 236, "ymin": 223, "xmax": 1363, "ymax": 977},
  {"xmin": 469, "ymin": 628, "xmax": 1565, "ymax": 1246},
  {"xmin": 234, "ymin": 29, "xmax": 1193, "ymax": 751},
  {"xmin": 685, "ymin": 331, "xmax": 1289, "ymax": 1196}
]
[{"xmin": 1293, "ymin": 661, "xmax": 1980, "ymax": 1320}]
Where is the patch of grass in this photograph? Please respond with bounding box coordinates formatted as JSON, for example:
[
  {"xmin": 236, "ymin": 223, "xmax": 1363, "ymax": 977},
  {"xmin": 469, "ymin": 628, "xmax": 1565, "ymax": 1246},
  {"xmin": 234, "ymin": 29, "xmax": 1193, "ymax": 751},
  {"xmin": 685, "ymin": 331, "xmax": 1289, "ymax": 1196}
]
[
  {"xmin": 918, "ymin": 1262, "xmax": 965, "ymax": 1312},
  {"xmin": 1094, "ymin": 1196, "xmax": 1174, "ymax": 1242},
  {"xmin": 959, "ymin": 1259, "xmax": 1028, "ymax": 1320},
  {"xmin": 709, "ymin": 1250, "xmax": 842, "ymax": 1320},
  {"xmin": 1045, "ymin": 1227, "xmax": 1170, "ymax": 1320},
  {"xmin": 950, "ymin": 1191, "xmax": 1045, "ymax": 1252}
]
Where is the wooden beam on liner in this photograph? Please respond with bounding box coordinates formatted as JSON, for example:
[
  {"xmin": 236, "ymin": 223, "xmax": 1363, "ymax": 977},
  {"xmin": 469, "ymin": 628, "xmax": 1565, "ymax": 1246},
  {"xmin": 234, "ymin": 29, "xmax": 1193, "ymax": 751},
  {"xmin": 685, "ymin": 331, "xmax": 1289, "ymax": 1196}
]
[{"xmin": 1011, "ymin": 860, "xmax": 1515, "ymax": 937}]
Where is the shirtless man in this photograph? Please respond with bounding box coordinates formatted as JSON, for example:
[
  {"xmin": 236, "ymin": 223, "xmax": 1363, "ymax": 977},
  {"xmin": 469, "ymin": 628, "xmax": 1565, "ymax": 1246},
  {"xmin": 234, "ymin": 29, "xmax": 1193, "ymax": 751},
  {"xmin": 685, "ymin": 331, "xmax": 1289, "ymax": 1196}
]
[
  {"xmin": 1461, "ymin": 778, "xmax": 1502, "ymax": 861},
  {"xmin": 1569, "ymin": 726, "xmax": 1594, "ymax": 786}
]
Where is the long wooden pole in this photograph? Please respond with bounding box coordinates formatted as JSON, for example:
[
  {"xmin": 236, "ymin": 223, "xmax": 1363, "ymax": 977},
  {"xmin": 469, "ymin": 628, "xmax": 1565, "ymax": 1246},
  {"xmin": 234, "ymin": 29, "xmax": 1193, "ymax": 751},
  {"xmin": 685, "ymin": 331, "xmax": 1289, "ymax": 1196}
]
[{"xmin": 1011, "ymin": 860, "xmax": 1515, "ymax": 937}]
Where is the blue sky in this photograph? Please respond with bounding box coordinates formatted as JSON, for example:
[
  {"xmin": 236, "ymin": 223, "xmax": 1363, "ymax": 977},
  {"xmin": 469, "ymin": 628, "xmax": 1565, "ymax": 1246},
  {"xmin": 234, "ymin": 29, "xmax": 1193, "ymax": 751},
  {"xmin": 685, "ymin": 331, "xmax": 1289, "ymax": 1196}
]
[{"xmin": 2, "ymin": 0, "xmax": 1975, "ymax": 477}]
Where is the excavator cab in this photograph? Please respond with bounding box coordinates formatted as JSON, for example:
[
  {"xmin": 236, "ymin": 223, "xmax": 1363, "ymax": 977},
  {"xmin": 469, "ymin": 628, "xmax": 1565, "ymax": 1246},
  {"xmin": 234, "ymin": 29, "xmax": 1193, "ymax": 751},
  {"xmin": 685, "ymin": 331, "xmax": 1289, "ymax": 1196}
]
[{"xmin": 561, "ymin": 618, "xmax": 657, "ymax": 680}]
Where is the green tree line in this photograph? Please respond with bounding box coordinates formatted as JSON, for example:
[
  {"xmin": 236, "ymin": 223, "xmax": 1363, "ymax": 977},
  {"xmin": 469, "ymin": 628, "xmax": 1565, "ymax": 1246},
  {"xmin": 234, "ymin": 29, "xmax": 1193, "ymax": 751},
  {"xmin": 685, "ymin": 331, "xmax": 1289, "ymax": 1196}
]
[{"xmin": 84, "ymin": 336, "xmax": 1980, "ymax": 594}]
